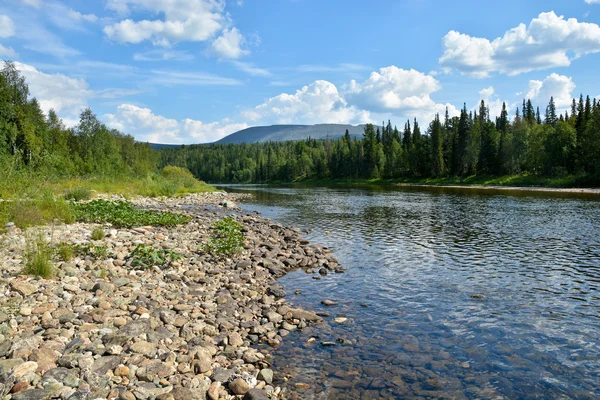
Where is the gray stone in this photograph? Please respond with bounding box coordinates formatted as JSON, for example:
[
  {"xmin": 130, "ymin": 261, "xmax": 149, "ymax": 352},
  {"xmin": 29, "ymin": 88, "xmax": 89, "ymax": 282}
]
[
  {"xmin": 119, "ymin": 320, "xmax": 150, "ymax": 337},
  {"xmin": 91, "ymin": 356, "xmax": 122, "ymax": 375},
  {"xmin": 12, "ymin": 389, "xmax": 52, "ymax": 400},
  {"xmin": 243, "ymin": 389, "xmax": 269, "ymax": 400},
  {"xmin": 257, "ymin": 369, "xmax": 273, "ymax": 384}
]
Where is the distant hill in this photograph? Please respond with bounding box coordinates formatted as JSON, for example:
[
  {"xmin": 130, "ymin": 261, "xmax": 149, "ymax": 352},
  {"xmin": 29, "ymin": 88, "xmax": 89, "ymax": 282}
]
[
  {"xmin": 148, "ymin": 123, "xmax": 366, "ymax": 149},
  {"xmin": 215, "ymin": 123, "xmax": 366, "ymax": 144},
  {"xmin": 148, "ymin": 143, "xmax": 184, "ymax": 150}
]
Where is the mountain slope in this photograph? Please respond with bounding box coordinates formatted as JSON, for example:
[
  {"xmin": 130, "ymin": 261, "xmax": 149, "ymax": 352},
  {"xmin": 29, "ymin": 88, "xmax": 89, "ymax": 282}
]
[{"xmin": 215, "ymin": 123, "xmax": 366, "ymax": 144}]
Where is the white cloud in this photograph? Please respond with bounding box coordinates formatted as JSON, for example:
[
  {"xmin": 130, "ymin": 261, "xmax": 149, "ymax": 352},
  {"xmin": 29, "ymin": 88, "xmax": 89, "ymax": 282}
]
[
  {"xmin": 0, "ymin": 44, "xmax": 17, "ymax": 58},
  {"xmin": 296, "ymin": 63, "xmax": 370, "ymax": 73},
  {"xmin": 440, "ymin": 11, "xmax": 600, "ymax": 77},
  {"xmin": 242, "ymin": 80, "xmax": 370, "ymax": 125},
  {"xmin": 585, "ymin": 0, "xmax": 600, "ymax": 3},
  {"xmin": 104, "ymin": 104, "xmax": 247, "ymax": 143},
  {"xmin": 67, "ymin": 10, "xmax": 98, "ymax": 23},
  {"xmin": 133, "ymin": 49, "xmax": 194, "ymax": 61},
  {"xmin": 14, "ymin": 62, "xmax": 90, "ymax": 125},
  {"xmin": 0, "ymin": 15, "xmax": 15, "ymax": 38},
  {"xmin": 477, "ymin": 86, "xmax": 508, "ymax": 119},
  {"xmin": 524, "ymin": 73, "xmax": 576, "ymax": 111},
  {"xmin": 104, "ymin": 0, "xmax": 228, "ymax": 48},
  {"xmin": 230, "ymin": 60, "xmax": 270, "ymax": 76},
  {"xmin": 149, "ymin": 70, "xmax": 241, "ymax": 86},
  {"xmin": 344, "ymin": 66, "xmax": 458, "ymax": 122},
  {"xmin": 210, "ymin": 28, "xmax": 249, "ymax": 59}
]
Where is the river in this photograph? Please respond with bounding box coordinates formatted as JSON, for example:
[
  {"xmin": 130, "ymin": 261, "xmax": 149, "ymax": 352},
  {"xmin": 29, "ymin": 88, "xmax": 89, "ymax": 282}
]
[{"xmin": 221, "ymin": 184, "xmax": 600, "ymax": 399}]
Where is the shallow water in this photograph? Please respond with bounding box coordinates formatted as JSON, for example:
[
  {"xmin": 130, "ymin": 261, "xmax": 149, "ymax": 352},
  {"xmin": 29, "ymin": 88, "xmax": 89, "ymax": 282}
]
[{"xmin": 222, "ymin": 184, "xmax": 600, "ymax": 399}]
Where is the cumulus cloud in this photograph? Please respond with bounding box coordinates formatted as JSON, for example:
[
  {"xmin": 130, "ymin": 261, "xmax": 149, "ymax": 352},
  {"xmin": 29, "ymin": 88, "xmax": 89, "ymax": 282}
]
[
  {"xmin": 524, "ymin": 73, "xmax": 576, "ymax": 111},
  {"xmin": 104, "ymin": 104, "xmax": 247, "ymax": 143},
  {"xmin": 585, "ymin": 0, "xmax": 600, "ymax": 3},
  {"xmin": 477, "ymin": 86, "xmax": 508, "ymax": 119},
  {"xmin": 242, "ymin": 80, "xmax": 370, "ymax": 125},
  {"xmin": 0, "ymin": 15, "xmax": 15, "ymax": 37},
  {"xmin": 15, "ymin": 62, "xmax": 90, "ymax": 125},
  {"xmin": 210, "ymin": 28, "xmax": 249, "ymax": 59},
  {"xmin": 104, "ymin": 0, "xmax": 233, "ymax": 50},
  {"xmin": 440, "ymin": 11, "xmax": 600, "ymax": 77},
  {"xmin": 344, "ymin": 66, "xmax": 458, "ymax": 122}
]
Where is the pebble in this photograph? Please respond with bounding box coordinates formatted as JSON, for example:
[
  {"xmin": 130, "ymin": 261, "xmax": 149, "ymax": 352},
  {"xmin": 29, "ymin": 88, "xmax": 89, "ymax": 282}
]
[{"xmin": 0, "ymin": 192, "xmax": 343, "ymax": 399}]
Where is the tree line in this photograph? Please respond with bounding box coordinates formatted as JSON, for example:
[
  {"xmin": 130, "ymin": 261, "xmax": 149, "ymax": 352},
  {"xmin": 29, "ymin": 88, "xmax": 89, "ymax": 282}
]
[
  {"xmin": 0, "ymin": 61, "xmax": 158, "ymax": 179},
  {"xmin": 160, "ymin": 95, "xmax": 600, "ymax": 183}
]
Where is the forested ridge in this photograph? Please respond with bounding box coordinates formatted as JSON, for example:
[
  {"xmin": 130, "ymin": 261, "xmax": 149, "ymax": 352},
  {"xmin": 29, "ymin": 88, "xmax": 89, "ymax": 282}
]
[
  {"xmin": 0, "ymin": 61, "xmax": 158, "ymax": 180},
  {"xmin": 161, "ymin": 96, "xmax": 600, "ymax": 185}
]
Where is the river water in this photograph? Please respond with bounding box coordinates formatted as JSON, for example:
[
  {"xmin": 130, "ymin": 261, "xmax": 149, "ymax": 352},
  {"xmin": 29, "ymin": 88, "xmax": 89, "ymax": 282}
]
[{"xmin": 222, "ymin": 184, "xmax": 600, "ymax": 399}]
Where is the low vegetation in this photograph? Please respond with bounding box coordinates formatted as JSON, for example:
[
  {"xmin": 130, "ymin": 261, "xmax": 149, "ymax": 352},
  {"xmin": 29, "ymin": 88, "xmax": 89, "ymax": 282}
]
[
  {"xmin": 63, "ymin": 187, "xmax": 92, "ymax": 201},
  {"xmin": 72, "ymin": 200, "xmax": 190, "ymax": 228},
  {"xmin": 91, "ymin": 227, "xmax": 105, "ymax": 241},
  {"xmin": 23, "ymin": 233, "xmax": 54, "ymax": 278},
  {"xmin": 205, "ymin": 217, "xmax": 245, "ymax": 256},
  {"xmin": 129, "ymin": 244, "xmax": 183, "ymax": 269},
  {"xmin": 56, "ymin": 242, "xmax": 74, "ymax": 261}
]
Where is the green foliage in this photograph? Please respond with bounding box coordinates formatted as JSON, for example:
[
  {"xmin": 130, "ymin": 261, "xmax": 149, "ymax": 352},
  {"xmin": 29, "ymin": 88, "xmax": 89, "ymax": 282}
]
[
  {"xmin": 56, "ymin": 243, "xmax": 74, "ymax": 261},
  {"xmin": 91, "ymin": 227, "xmax": 105, "ymax": 240},
  {"xmin": 160, "ymin": 95, "xmax": 600, "ymax": 186},
  {"xmin": 205, "ymin": 217, "xmax": 245, "ymax": 256},
  {"xmin": 72, "ymin": 200, "xmax": 190, "ymax": 228},
  {"xmin": 129, "ymin": 243, "xmax": 183, "ymax": 269},
  {"xmin": 24, "ymin": 233, "xmax": 54, "ymax": 278},
  {"xmin": 63, "ymin": 187, "xmax": 92, "ymax": 201},
  {"xmin": 93, "ymin": 245, "xmax": 109, "ymax": 260},
  {"xmin": 0, "ymin": 193, "xmax": 74, "ymax": 229}
]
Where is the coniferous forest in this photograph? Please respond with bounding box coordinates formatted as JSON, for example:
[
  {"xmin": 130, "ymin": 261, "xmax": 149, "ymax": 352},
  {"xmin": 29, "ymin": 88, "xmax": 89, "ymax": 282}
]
[{"xmin": 161, "ymin": 96, "xmax": 600, "ymax": 185}]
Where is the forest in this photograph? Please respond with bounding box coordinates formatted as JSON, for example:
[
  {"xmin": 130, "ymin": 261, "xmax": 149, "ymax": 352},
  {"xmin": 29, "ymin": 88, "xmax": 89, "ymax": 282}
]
[
  {"xmin": 160, "ymin": 95, "xmax": 600, "ymax": 185},
  {"xmin": 0, "ymin": 61, "xmax": 158, "ymax": 180}
]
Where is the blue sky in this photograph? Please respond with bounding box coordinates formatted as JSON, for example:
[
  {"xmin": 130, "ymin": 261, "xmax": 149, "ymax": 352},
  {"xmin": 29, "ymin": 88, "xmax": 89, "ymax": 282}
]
[{"xmin": 1, "ymin": 0, "xmax": 599, "ymax": 143}]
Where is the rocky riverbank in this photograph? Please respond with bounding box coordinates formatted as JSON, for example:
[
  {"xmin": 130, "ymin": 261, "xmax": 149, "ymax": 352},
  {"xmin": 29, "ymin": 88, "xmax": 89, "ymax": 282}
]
[{"xmin": 0, "ymin": 192, "xmax": 345, "ymax": 400}]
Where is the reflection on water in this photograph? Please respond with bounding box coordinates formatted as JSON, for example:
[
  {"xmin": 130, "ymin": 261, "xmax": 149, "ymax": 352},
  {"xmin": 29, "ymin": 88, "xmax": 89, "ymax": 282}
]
[{"xmin": 222, "ymin": 184, "xmax": 600, "ymax": 399}]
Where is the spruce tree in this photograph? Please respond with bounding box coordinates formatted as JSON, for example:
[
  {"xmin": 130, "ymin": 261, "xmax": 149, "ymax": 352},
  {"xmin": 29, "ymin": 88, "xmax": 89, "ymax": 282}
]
[{"xmin": 429, "ymin": 114, "xmax": 444, "ymax": 176}]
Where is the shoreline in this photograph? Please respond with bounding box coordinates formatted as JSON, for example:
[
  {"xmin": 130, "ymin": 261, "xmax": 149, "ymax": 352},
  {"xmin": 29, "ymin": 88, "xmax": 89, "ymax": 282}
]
[
  {"xmin": 394, "ymin": 183, "xmax": 600, "ymax": 195},
  {"xmin": 0, "ymin": 192, "xmax": 342, "ymax": 400}
]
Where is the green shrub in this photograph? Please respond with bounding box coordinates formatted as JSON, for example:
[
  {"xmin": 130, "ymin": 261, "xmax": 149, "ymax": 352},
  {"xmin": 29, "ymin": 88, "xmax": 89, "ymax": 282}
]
[
  {"xmin": 161, "ymin": 165, "xmax": 196, "ymax": 180},
  {"xmin": 24, "ymin": 233, "xmax": 54, "ymax": 278},
  {"xmin": 129, "ymin": 243, "xmax": 183, "ymax": 269},
  {"xmin": 64, "ymin": 187, "xmax": 92, "ymax": 201},
  {"xmin": 72, "ymin": 200, "xmax": 190, "ymax": 228},
  {"xmin": 56, "ymin": 243, "xmax": 74, "ymax": 261},
  {"xmin": 91, "ymin": 227, "xmax": 105, "ymax": 240},
  {"xmin": 205, "ymin": 217, "xmax": 244, "ymax": 256}
]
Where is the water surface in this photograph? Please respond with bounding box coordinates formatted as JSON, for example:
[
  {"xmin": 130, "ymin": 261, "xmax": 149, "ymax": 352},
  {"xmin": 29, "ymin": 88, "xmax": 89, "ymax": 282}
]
[{"xmin": 222, "ymin": 184, "xmax": 600, "ymax": 399}]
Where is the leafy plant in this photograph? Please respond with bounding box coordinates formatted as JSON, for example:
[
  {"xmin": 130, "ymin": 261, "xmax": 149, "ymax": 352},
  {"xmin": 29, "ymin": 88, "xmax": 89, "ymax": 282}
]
[
  {"xmin": 129, "ymin": 243, "xmax": 183, "ymax": 269},
  {"xmin": 56, "ymin": 243, "xmax": 74, "ymax": 261},
  {"xmin": 24, "ymin": 233, "xmax": 54, "ymax": 278},
  {"xmin": 93, "ymin": 245, "xmax": 109, "ymax": 260},
  {"xmin": 205, "ymin": 217, "xmax": 245, "ymax": 256},
  {"xmin": 91, "ymin": 227, "xmax": 105, "ymax": 240},
  {"xmin": 63, "ymin": 187, "xmax": 92, "ymax": 201},
  {"xmin": 71, "ymin": 200, "xmax": 190, "ymax": 228}
]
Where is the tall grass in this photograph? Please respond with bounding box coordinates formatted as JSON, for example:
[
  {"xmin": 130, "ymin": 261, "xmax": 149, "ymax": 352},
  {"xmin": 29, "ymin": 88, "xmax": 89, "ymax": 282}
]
[{"xmin": 24, "ymin": 232, "xmax": 54, "ymax": 278}]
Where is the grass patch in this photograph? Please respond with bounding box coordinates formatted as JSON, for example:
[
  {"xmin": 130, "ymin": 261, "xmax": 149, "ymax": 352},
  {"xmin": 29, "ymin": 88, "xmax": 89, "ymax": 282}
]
[
  {"xmin": 56, "ymin": 243, "xmax": 74, "ymax": 261},
  {"xmin": 91, "ymin": 227, "xmax": 105, "ymax": 240},
  {"xmin": 24, "ymin": 233, "xmax": 54, "ymax": 278},
  {"xmin": 205, "ymin": 217, "xmax": 244, "ymax": 256},
  {"xmin": 72, "ymin": 200, "xmax": 190, "ymax": 228},
  {"xmin": 63, "ymin": 187, "xmax": 92, "ymax": 201},
  {"xmin": 129, "ymin": 243, "xmax": 183, "ymax": 269},
  {"xmin": 0, "ymin": 192, "xmax": 74, "ymax": 229}
]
